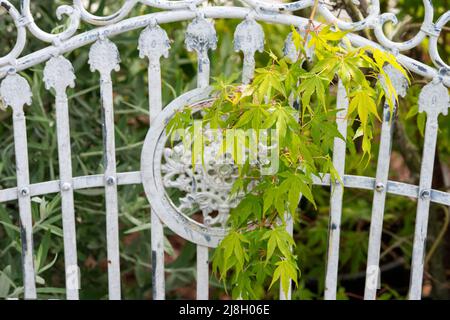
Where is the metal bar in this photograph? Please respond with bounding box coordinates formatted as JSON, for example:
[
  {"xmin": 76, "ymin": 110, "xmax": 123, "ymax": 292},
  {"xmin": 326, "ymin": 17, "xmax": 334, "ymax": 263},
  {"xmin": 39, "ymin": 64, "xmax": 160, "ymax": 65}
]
[
  {"xmin": 88, "ymin": 38, "xmax": 122, "ymax": 300},
  {"xmin": 13, "ymin": 99, "xmax": 36, "ymax": 299},
  {"xmin": 2, "ymin": 172, "xmax": 450, "ymax": 207},
  {"xmin": 13, "ymin": 105, "xmax": 37, "ymax": 299},
  {"xmin": 55, "ymin": 92, "xmax": 80, "ymax": 300},
  {"xmin": 100, "ymin": 75, "xmax": 121, "ymax": 300},
  {"xmin": 196, "ymin": 47, "xmax": 210, "ymax": 299},
  {"xmin": 149, "ymin": 57, "xmax": 166, "ymax": 300},
  {"xmin": 364, "ymin": 66, "xmax": 408, "ymax": 300},
  {"xmin": 0, "ymin": 74, "xmax": 37, "ymax": 299},
  {"xmin": 138, "ymin": 23, "xmax": 171, "ymax": 300},
  {"xmin": 54, "ymin": 93, "xmax": 80, "ymax": 300},
  {"xmin": 196, "ymin": 245, "xmax": 209, "ymax": 300},
  {"xmin": 324, "ymin": 80, "xmax": 348, "ymax": 300},
  {"xmin": 185, "ymin": 16, "xmax": 217, "ymax": 300},
  {"xmin": 408, "ymin": 79, "xmax": 448, "ymax": 300},
  {"xmin": 279, "ymin": 212, "xmax": 294, "ymax": 300},
  {"xmin": 409, "ymin": 118, "xmax": 438, "ymax": 299},
  {"xmin": 364, "ymin": 103, "xmax": 395, "ymax": 300},
  {"xmin": 197, "ymin": 50, "xmax": 210, "ymax": 89}
]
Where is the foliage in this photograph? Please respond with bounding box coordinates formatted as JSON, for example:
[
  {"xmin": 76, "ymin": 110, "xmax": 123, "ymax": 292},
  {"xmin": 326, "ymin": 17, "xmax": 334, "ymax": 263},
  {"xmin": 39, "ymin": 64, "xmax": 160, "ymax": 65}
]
[{"xmin": 167, "ymin": 26, "xmax": 407, "ymax": 299}]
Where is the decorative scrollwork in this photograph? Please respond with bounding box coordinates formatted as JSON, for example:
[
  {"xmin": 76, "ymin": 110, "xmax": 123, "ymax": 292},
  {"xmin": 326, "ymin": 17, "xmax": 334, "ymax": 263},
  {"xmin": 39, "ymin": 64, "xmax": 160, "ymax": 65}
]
[
  {"xmin": 141, "ymin": 87, "xmax": 230, "ymax": 247},
  {"xmin": 161, "ymin": 136, "xmax": 242, "ymax": 228},
  {"xmin": 0, "ymin": 0, "xmax": 27, "ymax": 66}
]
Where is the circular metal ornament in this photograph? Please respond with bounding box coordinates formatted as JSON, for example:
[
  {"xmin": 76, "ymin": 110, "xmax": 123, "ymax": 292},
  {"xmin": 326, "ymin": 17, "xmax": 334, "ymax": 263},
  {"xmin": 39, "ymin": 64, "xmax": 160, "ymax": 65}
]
[{"xmin": 141, "ymin": 87, "xmax": 234, "ymax": 247}]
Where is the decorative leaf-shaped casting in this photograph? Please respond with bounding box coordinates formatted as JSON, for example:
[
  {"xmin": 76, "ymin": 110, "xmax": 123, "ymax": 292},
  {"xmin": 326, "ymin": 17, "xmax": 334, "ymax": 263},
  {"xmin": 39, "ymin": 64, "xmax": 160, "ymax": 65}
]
[
  {"xmin": 185, "ymin": 16, "xmax": 218, "ymax": 55},
  {"xmin": 0, "ymin": 0, "xmax": 448, "ymax": 86},
  {"xmin": 234, "ymin": 18, "xmax": 264, "ymax": 57},
  {"xmin": 418, "ymin": 78, "xmax": 449, "ymax": 119},
  {"xmin": 382, "ymin": 64, "xmax": 409, "ymax": 98},
  {"xmin": 234, "ymin": 18, "xmax": 265, "ymax": 84},
  {"xmin": 43, "ymin": 56, "xmax": 76, "ymax": 93},
  {"xmin": 88, "ymin": 38, "xmax": 121, "ymax": 77},
  {"xmin": 0, "ymin": 73, "xmax": 32, "ymax": 111},
  {"xmin": 138, "ymin": 23, "xmax": 171, "ymax": 60}
]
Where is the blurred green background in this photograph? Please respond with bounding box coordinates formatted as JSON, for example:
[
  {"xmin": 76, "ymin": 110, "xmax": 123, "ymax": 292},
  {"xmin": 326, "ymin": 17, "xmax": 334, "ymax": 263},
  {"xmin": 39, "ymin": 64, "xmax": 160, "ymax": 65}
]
[{"xmin": 0, "ymin": 0, "xmax": 448, "ymax": 299}]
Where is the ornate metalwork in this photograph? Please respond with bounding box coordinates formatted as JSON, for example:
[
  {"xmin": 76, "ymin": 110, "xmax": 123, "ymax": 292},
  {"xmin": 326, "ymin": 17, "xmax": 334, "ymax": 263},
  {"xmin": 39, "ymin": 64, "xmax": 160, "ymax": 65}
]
[
  {"xmin": 161, "ymin": 135, "xmax": 241, "ymax": 228},
  {"xmin": 141, "ymin": 87, "xmax": 230, "ymax": 247},
  {"xmin": 0, "ymin": 0, "xmax": 448, "ymax": 84},
  {"xmin": 0, "ymin": 0, "xmax": 449, "ymax": 301},
  {"xmin": 0, "ymin": 73, "xmax": 31, "ymax": 110},
  {"xmin": 418, "ymin": 77, "xmax": 449, "ymax": 119},
  {"xmin": 234, "ymin": 17, "xmax": 264, "ymax": 83}
]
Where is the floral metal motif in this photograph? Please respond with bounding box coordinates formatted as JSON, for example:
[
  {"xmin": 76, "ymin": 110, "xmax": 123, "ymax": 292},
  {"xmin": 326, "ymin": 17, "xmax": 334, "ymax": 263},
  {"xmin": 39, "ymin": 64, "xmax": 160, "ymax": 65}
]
[
  {"xmin": 185, "ymin": 16, "xmax": 218, "ymax": 55},
  {"xmin": 0, "ymin": 0, "xmax": 448, "ymax": 86},
  {"xmin": 88, "ymin": 38, "xmax": 121, "ymax": 76},
  {"xmin": 0, "ymin": 73, "xmax": 32, "ymax": 111},
  {"xmin": 138, "ymin": 23, "xmax": 171, "ymax": 60},
  {"xmin": 43, "ymin": 56, "xmax": 76, "ymax": 92},
  {"xmin": 234, "ymin": 18, "xmax": 264, "ymax": 58},
  {"xmin": 419, "ymin": 78, "xmax": 449, "ymax": 119},
  {"xmin": 161, "ymin": 138, "xmax": 242, "ymax": 228}
]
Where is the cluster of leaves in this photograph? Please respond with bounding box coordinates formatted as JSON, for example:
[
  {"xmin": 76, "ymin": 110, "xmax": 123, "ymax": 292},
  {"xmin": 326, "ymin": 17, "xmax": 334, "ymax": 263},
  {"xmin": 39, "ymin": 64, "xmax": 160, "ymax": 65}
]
[{"xmin": 167, "ymin": 25, "xmax": 407, "ymax": 299}]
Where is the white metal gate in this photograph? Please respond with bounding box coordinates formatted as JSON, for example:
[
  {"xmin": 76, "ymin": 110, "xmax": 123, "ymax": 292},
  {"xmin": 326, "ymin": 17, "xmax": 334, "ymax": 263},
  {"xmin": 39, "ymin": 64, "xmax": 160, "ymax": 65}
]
[{"xmin": 0, "ymin": 0, "xmax": 449, "ymax": 300}]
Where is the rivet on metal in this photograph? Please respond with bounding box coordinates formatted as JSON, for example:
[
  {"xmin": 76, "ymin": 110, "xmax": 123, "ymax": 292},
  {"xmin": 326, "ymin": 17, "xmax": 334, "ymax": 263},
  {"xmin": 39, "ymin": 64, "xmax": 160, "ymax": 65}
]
[
  {"xmin": 20, "ymin": 187, "xmax": 30, "ymax": 197},
  {"xmin": 375, "ymin": 182, "xmax": 385, "ymax": 192},
  {"xmin": 420, "ymin": 189, "xmax": 431, "ymax": 199},
  {"xmin": 106, "ymin": 176, "xmax": 116, "ymax": 186},
  {"xmin": 61, "ymin": 182, "xmax": 72, "ymax": 191}
]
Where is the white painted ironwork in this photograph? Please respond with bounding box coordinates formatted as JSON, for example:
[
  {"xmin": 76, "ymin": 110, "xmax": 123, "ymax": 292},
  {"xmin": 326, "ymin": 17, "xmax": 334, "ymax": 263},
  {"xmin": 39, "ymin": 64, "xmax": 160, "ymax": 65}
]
[
  {"xmin": 324, "ymin": 80, "xmax": 349, "ymax": 300},
  {"xmin": 409, "ymin": 76, "xmax": 449, "ymax": 300},
  {"xmin": 0, "ymin": 73, "xmax": 36, "ymax": 299},
  {"xmin": 88, "ymin": 38, "xmax": 122, "ymax": 300},
  {"xmin": 0, "ymin": 0, "xmax": 449, "ymax": 301},
  {"xmin": 43, "ymin": 56, "xmax": 80, "ymax": 300},
  {"xmin": 364, "ymin": 65, "xmax": 409, "ymax": 300},
  {"xmin": 138, "ymin": 20, "xmax": 171, "ymax": 300}
]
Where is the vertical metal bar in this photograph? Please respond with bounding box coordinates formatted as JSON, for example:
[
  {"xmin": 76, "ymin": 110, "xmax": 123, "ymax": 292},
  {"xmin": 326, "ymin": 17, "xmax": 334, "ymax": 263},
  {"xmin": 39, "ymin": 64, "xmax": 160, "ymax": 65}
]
[
  {"xmin": 43, "ymin": 56, "xmax": 80, "ymax": 300},
  {"xmin": 196, "ymin": 245, "xmax": 209, "ymax": 300},
  {"xmin": 364, "ymin": 66, "xmax": 408, "ymax": 300},
  {"xmin": 324, "ymin": 80, "xmax": 348, "ymax": 300},
  {"xmin": 0, "ymin": 74, "xmax": 37, "ymax": 299},
  {"xmin": 88, "ymin": 38, "xmax": 122, "ymax": 300},
  {"xmin": 196, "ymin": 47, "xmax": 211, "ymax": 301},
  {"xmin": 197, "ymin": 50, "xmax": 210, "ymax": 89},
  {"xmin": 138, "ymin": 23, "xmax": 171, "ymax": 300},
  {"xmin": 408, "ymin": 79, "xmax": 448, "ymax": 300},
  {"xmin": 364, "ymin": 104, "xmax": 395, "ymax": 300},
  {"xmin": 100, "ymin": 73, "xmax": 121, "ymax": 300},
  {"xmin": 185, "ymin": 15, "xmax": 217, "ymax": 300},
  {"xmin": 279, "ymin": 212, "xmax": 294, "ymax": 300}
]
